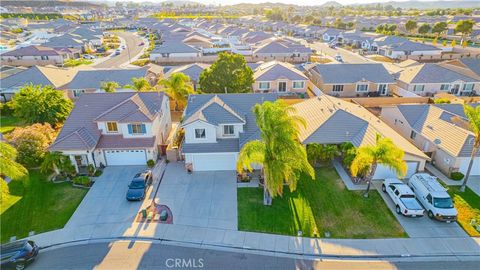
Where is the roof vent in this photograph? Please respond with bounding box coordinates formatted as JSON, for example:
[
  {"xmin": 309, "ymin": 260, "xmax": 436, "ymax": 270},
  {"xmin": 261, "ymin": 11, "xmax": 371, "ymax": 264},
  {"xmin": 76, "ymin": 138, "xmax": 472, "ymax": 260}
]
[
  {"xmin": 427, "ymin": 125, "xmax": 434, "ymax": 130},
  {"xmin": 434, "ymin": 138, "xmax": 441, "ymax": 145}
]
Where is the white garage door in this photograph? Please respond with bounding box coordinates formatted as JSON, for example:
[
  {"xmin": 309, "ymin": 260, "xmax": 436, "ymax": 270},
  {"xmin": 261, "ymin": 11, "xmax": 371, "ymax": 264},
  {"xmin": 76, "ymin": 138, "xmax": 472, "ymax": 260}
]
[
  {"xmin": 373, "ymin": 161, "xmax": 419, "ymax": 180},
  {"xmin": 459, "ymin": 157, "xmax": 480, "ymax": 176},
  {"xmin": 192, "ymin": 153, "xmax": 237, "ymax": 171},
  {"xmin": 104, "ymin": 149, "xmax": 147, "ymax": 166}
]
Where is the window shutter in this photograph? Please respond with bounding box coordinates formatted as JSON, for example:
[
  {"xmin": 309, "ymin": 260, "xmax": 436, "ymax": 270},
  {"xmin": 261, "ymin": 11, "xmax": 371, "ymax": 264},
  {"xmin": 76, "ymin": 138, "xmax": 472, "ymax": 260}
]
[
  {"xmin": 127, "ymin": 124, "xmax": 133, "ymax": 134},
  {"xmin": 141, "ymin": 124, "xmax": 146, "ymax": 133}
]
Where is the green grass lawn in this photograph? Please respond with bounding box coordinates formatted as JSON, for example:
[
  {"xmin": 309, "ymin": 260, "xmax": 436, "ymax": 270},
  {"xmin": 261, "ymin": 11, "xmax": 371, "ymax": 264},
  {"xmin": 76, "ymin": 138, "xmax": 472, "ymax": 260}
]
[
  {"xmin": 0, "ymin": 115, "xmax": 24, "ymax": 134},
  {"xmin": 238, "ymin": 166, "xmax": 406, "ymax": 239},
  {"xmin": 1, "ymin": 171, "xmax": 88, "ymax": 243},
  {"xmin": 447, "ymin": 186, "xmax": 480, "ymax": 237}
]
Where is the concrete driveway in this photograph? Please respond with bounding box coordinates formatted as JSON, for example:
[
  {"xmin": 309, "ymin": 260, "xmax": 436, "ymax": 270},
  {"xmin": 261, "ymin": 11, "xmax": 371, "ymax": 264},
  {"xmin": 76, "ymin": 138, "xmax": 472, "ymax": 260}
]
[
  {"xmin": 156, "ymin": 162, "xmax": 237, "ymax": 230},
  {"xmin": 65, "ymin": 166, "xmax": 151, "ymax": 229},
  {"xmin": 373, "ymin": 182, "xmax": 468, "ymax": 238}
]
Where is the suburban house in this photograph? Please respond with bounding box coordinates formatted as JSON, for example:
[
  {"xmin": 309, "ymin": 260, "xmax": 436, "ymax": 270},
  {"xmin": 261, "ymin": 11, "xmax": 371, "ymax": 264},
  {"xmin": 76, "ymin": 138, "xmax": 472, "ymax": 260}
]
[
  {"xmin": 49, "ymin": 92, "xmax": 172, "ymax": 172},
  {"xmin": 396, "ymin": 63, "xmax": 479, "ymax": 96},
  {"xmin": 322, "ymin": 28, "xmax": 343, "ymax": 43},
  {"xmin": 252, "ymin": 61, "xmax": 309, "ymax": 95},
  {"xmin": 293, "ymin": 95, "xmax": 430, "ymax": 179},
  {"xmin": 440, "ymin": 58, "xmax": 480, "ymax": 80},
  {"xmin": 306, "ymin": 63, "xmax": 395, "ymax": 97},
  {"xmin": 42, "ymin": 33, "xmax": 88, "ymax": 51},
  {"xmin": 0, "ymin": 45, "xmax": 80, "ymax": 66},
  {"xmin": 252, "ymin": 39, "xmax": 312, "ymax": 63},
  {"xmin": 381, "ymin": 104, "xmax": 480, "ymax": 177},
  {"xmin": 163, "ymin": 63, "xmax": 210, "ymax": 91},
  {"xmin": 180, "ymin": 93, "xmax": 278, "ymax": 171},
  {"xmin": 149, "ymin": 40, "xmax": 201, "ymax": 63},
  {"xmin": 371, "ymin": 36, "xmax": 442, "ymax": 59},
  {"xmin": 60, "ymin": 66, "xmax": 161, "ymax": 99},
  {"xmin": 0, "ymin": 65, "xmax": 76, "ymax": 101}
]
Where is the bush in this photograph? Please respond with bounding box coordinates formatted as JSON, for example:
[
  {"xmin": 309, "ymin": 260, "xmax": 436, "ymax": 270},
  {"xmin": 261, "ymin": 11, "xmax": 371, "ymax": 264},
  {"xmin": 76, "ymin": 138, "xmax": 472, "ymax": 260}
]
[
  {"xmin": 131, "ymin": 59, "xmax": 150, "ymax": 67},
  {"xmin": 87, "ymin": 164, "xmax": 95, "ymax": 176},
  {"xmin": 0, "ymin": 101, "xmax": 14, "ymax": 116},
  {"xmin": 451, "ymin": 172, "xmax": 465, "ymax": 181},
  {"xmin": 147, "ymin": 159, "xmax": 155, "ymax": 168},
  {"xmin": 64, "ymin": 58, "xmax": 93, "ymax": 67},
  {"xmin": 94, "ymin": 169, "xmax": 103, "ymax": 177},
  {"xmin": 73, "ymin": 176, "xmax": 91, "ymax": 187}
]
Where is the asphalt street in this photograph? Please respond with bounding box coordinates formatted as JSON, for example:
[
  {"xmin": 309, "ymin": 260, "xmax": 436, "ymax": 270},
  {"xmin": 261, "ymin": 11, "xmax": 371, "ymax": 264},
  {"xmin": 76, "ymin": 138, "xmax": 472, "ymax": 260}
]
[
  {"xmin": 30, "ymin": 240, "xmax": 479, "ymax": 270},
  {"xmin": 94, "ymin": 31, "xmax": 145, "ymax": 68},
  {"xmin": 309, "ymin": 41, "xmax": 370, "ymax": 63}
]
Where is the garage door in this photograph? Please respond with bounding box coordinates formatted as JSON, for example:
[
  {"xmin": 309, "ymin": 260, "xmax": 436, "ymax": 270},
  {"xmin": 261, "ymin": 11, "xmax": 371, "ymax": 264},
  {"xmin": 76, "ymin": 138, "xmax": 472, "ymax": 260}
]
[
  {"xmin": 192, "ymin": 153, "xmax": 237, "ymax": 171},
  {"xmin": 459, "ymin": 157, "xmax": 480, "ymax": 176},
  {"xmin": 372, "ymin": 161, "xmax": 418, "ymax": 180},
  {"xmin": 104, "ymin": 149, "xmax": 147, "ymax": 166}
]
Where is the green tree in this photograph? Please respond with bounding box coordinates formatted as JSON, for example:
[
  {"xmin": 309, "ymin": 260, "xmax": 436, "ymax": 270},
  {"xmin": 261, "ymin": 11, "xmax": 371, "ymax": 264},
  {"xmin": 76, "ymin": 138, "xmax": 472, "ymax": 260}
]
[
  {"xmin": 236, "ymin": 100, "xmax": 314, "ymax": 205},
  {"xmin": 101, "ymin": 81, "xmax": 120, "ymax": 93},
  {"xmin": 126, "ymin": 77, "xmax": 153, "ymax": 92},
  {"xmin": 460, "ymin": 105, "xmax": 480, "ymax": 192},
  {"xmin": 455, "ymin": 19, "xmax": 475, "ymax": 41},
  {"xmin": 0, "ymin": 142, "xmax": 28, "ymax": 203},
  {"xmin": 350, "ymin": 135, "xmax": 407, "ymax": 197},
  {"xmin": 11, "ymin": 84, "xmax": 73, "ymax": 125},
  {"xmin": 40, "ymin": 151, "xmax": 71, "ymax": 176},
  {"xmin": 418, "ymin": 23, "xmax": 432, "ymax": 35},
  {"xmin": 431, "ymin": 22, "xmax": 447, "ymax": 37},
  {"xmin": 405, "ymin": 20, "xmax": 417, "ymax": 33},
  {"xmin": 199, "ymin": 52, "xmax": 254, "ymax": 93},
  {"xmin": 158, "ymin": 73, "xmax": 194, "ymax": 111}
]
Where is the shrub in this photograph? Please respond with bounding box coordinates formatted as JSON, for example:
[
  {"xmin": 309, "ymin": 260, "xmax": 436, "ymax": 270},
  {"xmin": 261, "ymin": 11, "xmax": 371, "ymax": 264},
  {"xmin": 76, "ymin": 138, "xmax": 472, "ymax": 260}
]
[
  {"xmin": 451, "ymin": 172, "xmax": 465, "ymax": 181},
  {"xmin": 87, "ymin": 164, "xmax": 95, "ymax": 176},
  {"xmin": 147, "ymin": 159, "xmax": 155, "ymax": 168},
  {"xmin": 94, "ymin": 169, "xmax": 103, "ymax": 177},
  {"xmin": 73, "ymin": 176, "xmax": 91, "ymax": 186},
  {"xmin": 434, "ymin": 98, "xmax": 451, "ymax": 104},
  {"xmin": 0, "ymin": 101, "xmax": 14, "ymax": 116},
  {"xmin": 131, "ymin": 59, "xmax": 150, "ymax": 66}
]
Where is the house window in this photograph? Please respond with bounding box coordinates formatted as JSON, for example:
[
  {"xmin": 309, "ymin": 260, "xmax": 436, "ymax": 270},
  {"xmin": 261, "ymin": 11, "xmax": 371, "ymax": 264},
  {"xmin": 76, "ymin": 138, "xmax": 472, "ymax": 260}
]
[
  {"xmin": 106, "ymin": 122, "xmax": 118, "ymax": 133},
  {"xmin": 73, "ymin": 89, "xmax": 85, "ymax": 97},
  {"xmin": 128, "ymin": 123, "xmax": 146, "ymax": 134},
  {"xmin": 378, "ymin": 84, "xmax": 387, "ymax": 95},
  {"xmin": 440, "ymin": 84, "xmax": 450, "ymax": 91},
  {"xmin": 332, "ymin": 85, "xmax": 344, "ymax": 92},
  {"xmin": 463, "ymin": 83, "xmax": 474, "ymax": 91},
  {"xmin": 356, "ymin": 83, "xmax": 369, "ymax": 92},
  {"xmin": 195, "ymin": 128, "xmax": 206, "ymax": 139},
  {"xmin": 410, "ymin": 130, "xmax": 417, "ymax": 139},
  {"xmin": 292, "ymin": 81, "xmax": 305, "ymax": 89},
  {"xmin": 413, "ymin": 85, "xmax": 425, "ymax": 92},
  {"xmin": 41, "ymin": 55, "xmax": 49, "ymax": 60},
  {"xmin": 258, "ymin": 82, "xmax": 270, "ymax": 90},
  {"xmin": 278, "ymin": 81, "xmax": 287, "ymax": 92},
  {"xmin": 223, "ymin": 125, "xmax": 234, "ymax": 136}
]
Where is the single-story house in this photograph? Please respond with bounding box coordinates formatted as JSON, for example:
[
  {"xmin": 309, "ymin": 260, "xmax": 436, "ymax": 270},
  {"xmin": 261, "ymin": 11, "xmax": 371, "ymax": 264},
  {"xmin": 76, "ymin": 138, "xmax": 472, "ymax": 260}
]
[
  {"xmin": 0, "ymin": 45, "xmax": 80, "ymax": 67},
  {"xmin": 163, "ymin": 63, "xmax": 210, "ymax": 91},
  {"xmin": 252, "ymin": 61, "xmax": 309, "ymax": 95},
  {"xmin": 149, "ymin": 40, "xmax": 201, "ymax": 63},
  {"xmin": 252, "ymin": 39, "xmax": 312, "ymax": 63}
]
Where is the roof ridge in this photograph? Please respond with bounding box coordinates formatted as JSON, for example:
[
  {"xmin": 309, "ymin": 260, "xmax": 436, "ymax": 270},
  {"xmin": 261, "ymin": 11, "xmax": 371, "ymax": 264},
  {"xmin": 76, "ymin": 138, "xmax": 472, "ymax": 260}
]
[{"xmin": 94, "ymin": 93, "xmax": 138, "ymax": 121}]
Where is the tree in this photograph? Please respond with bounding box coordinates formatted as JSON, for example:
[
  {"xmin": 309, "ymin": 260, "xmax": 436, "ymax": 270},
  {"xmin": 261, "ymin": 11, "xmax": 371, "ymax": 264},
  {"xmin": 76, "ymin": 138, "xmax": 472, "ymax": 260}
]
[
  {"xmin": 236, "ymin": 100, "xmax": 314, "ymax": 205},
  {"xmin": 199, "ymin": 52, "xmax": 254, "ymax": 93},
  {"xmin": 157, "ymin": 73, "xmax": 194, "ymax": 111},
  {"xmin": 418, "ymin": 23, "xmax": 431, "ymax": 35},
  {"xmin": 460, "ymin": 105, "xmax": 480, "ymax": 192},
  {"xmin": 455, "ymin": 20, "xmax": 474, "ymax": 41},
  {"xmin": 0, "ymin": 142, "xmax": 27, "ymax": 180},
  {"xmin": 431, "ymin": 22, "xmax": 447, "ymax": 37},
  {"xmin": 452, "ymin": 39, "xmax": 457, "ymax": 47},
  {"xmin": 6, "ymin": 123, "xmax": 56, "ymax": 167},
  {"xmin": 101, "ymin": 81, "xmax": 120, "ymax": 93},
  {"xmin": 11, "ymin": 84, "xmax": 73, "ymax": 126},
  {"xmin": 350, "ymin": 135, "xmax": 407, "ymax": 197},
  {"xmin": 40, "ymin": 151, "xmax": 71, "ymax": 176},
  {"xmin": 126, "ymin": 77, "xmax": 153, "ymax": 91},
  {"xmin": 405, "ymin": 20, "xmax": 417, "ymax": 33}
]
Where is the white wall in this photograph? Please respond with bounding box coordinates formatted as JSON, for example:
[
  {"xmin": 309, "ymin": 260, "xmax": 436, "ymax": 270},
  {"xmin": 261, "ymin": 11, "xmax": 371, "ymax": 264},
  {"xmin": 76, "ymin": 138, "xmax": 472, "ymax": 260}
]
[
  {"xmin": 215, "ymin": 124, "xmax": 243, "ymax": 139},
  {"xmin": 184, "ymin": 121, "xmax": 217, "ymax": 143}
]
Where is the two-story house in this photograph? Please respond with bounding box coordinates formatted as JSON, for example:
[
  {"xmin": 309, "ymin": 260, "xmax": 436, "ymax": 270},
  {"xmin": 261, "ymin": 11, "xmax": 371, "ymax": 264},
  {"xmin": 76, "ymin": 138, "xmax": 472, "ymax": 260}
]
[
  {"xmin": 49, "ymin": 92, "xmax": 172, "ymax": 172},
  {"xmin": 180, "ymin": 93, "xmax": 278, "ymax": 171},
  {"xmin": 252, "ymin": 61, "xmax": 309, "ymax": 95}
]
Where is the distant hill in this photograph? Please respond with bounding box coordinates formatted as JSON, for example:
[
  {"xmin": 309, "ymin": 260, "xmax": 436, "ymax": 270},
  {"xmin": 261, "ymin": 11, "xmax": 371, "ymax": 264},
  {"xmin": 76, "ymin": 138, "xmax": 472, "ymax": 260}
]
[
  {"xmin": 351, "ymin": 1, "xmax": 480, "ymax": 10},
  {"xmin": 158, "ymin": 1, "xmax": 205, "ymax": 7},
  {"xmin": 319, "ymin": 1, "xmax": 343, "ymax": 8},
  {"xmin": 2, "ymin": 0, "xmax": 100, "ymax": 8}
]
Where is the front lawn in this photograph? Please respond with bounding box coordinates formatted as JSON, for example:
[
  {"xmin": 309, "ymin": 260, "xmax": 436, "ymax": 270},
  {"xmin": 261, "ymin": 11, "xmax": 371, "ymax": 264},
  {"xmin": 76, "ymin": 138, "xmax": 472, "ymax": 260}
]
[
  {"xmin": 0, "ymin": 115, "xmax": 24, "ymax": 134},
  {"xmin": 238, "ymin": 166, "xmax": 406, "ymax": 239},
  {"xmin": 447, "ymin": 186, "xmax": 480, "ymax": 237},
  {"xmin": 1, "ymin": 171, "xmax": 88, "ymax": 242}
]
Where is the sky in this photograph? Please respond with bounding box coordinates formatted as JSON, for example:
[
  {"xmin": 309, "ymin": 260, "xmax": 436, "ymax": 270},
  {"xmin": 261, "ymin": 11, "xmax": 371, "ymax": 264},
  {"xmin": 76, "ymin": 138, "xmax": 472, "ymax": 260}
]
[{"xmin": 104, "ymin": 0, "xmax": 442, "ymax": 6}]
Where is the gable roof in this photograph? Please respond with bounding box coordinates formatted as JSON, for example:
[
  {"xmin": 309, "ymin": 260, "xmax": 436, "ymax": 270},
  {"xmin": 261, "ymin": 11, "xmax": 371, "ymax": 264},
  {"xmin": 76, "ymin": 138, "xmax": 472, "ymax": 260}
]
[
  {"xmin": 1, "ymin": 45, "xmax": 62, "ymax": 57},
  {"xmin": 254, "ymin": 39, "xmax": 312, "ymax": 54},
  {"xmin": 165, "ymin": 63, "xmax": 210, "ymax": 82},
  {"xmin": 151, "ymin": 40, "xmax": 199, "ymax": 54},
  {"xmin": 0, "ymin": 65, "xmax": 77, "ymax": 89},
  {"xmin": 397, "ymin": 63, "xmax": 479, "ymax": 84},
  {"xmin": 182, "ymin": 95, "xmax": 246, "ymax": 126},
  {"xmin": 61, "ymin": 68, "xmax": 149, "ymax": 89},
  {"xmin": 254, "ymin": 61, "xmax": 308, "ymax": 81},
  {"xmin": 311, "ymin": 63, "xmax": 395, "ymax": 84}
]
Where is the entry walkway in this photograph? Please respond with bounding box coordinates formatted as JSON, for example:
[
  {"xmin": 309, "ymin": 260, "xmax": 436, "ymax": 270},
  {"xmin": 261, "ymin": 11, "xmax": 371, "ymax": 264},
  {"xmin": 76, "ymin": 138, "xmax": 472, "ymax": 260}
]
[{"xmin": 426, "ymin": 163, "xmax": 480, "ymax": 196}]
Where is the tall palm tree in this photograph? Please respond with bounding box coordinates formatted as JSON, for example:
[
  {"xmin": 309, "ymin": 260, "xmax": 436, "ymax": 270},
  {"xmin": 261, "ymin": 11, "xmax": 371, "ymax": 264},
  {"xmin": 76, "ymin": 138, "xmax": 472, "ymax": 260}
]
[
  {"xmin": 126, "ymin": 77, "xmax": 153, "ymax": 92},
  {"xmin": 157, "ymin": 73, "xmax": 194, "ymax": 111},
  {"xmin": 237, "ymin": 100, "xmax": 314, "ymax": 205},
  {"xmin": 350, "ymin": 135, "xmax": 407, "ymax": 197},
  {"xmin": 0, "ymin": 142, "xmax": 27, "ymax": 180},
  {"xmin": 460, "ymin": 104, "xmax": 480, "ymax": 192},
  {"xmin": 101, "ymin": 81, "xmax": 120, "ymax": 93}
]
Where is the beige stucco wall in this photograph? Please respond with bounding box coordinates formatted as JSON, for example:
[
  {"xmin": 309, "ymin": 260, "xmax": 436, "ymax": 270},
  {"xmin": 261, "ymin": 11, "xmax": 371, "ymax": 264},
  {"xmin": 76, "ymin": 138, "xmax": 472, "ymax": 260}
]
[{"xmin": 252, "ymin": 78, "xmax": 308, "ymax": 94}]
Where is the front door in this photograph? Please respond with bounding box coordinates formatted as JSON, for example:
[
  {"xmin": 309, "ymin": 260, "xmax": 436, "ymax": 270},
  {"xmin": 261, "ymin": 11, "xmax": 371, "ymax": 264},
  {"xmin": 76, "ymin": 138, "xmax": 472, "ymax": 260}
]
[
  {"xmin": 74, "ymin": 155, "xmax": 87, "ymax": 167},
  {"xmin": 451, "ymin": 84, "xmax": 460, "ymax": 95},
  {"xmin": 378, "ymin": 84, "xmax": 387, "ymax": 95},
  {"xmin": 278, "ymin": 81, "xmax": 287, "ymax": 93}
]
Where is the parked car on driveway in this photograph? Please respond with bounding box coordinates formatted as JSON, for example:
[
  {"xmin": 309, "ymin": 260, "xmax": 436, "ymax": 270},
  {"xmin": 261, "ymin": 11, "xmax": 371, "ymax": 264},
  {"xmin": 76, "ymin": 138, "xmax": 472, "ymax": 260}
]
[
  {"xmin": 126, "ymin": 170, "xmax": 153, "ymax": 201},
  {"xmin": 382, "ymin": 178, "xmax": 424, "ymax": 217},
  {"xmin": 408, "ymin": 173, "xmax": 457, "ymax": 222},
  {"xmin": 1, "ymin": 240, "xmax": 39, "ymax": 270}
]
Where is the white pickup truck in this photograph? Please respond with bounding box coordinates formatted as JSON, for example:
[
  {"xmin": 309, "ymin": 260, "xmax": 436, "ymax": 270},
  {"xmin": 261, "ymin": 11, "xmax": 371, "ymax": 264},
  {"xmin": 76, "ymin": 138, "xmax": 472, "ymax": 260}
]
[{"xmin": 382, "ymin": 178, "xmax": 424, "ymax": 217}]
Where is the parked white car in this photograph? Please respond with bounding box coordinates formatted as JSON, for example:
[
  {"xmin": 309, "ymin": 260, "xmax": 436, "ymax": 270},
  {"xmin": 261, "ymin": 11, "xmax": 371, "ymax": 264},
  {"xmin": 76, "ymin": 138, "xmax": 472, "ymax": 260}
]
[
  {"xmin": 408, "ymin": 173, "xmax": 457, "ymax": 222},
  {"xmin": 382, "ymin": 178, "xmax": 424, "ymax": 217},
  {"xmin": 334, "ymin": 54, "xmax": 343, "ymax": 62}
]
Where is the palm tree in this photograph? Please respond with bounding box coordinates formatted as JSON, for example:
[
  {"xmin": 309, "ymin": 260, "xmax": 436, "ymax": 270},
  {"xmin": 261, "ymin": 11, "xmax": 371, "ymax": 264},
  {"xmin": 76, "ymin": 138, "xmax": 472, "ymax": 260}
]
[
  {"xmin": 350, "ymin": 135, "xmax": 407, "ymax": 198},
  {"xmin": 126, "ymin": 77, "xmax": 153, "ymax": 92},
  {"xmin": 101, "ymin": 81, "xmax": 120, "ymax": 93},
  {"xmin": 157, "ymin": 73, "xmax": 194, "ymax": 111},
  {"xmin": 0, "ymin": 141, "xmax": 27, "ymax": 183},
  {"xmin": 237, "ymin": 100, "xmax": 315, "ymax": 205},
  {"xmin": 40, "ymin": 151, "xmax": 67, "ymax": 175},
  {"xmin": 460, "ymin": 104, "xmax": 480, "ymax": 192}
]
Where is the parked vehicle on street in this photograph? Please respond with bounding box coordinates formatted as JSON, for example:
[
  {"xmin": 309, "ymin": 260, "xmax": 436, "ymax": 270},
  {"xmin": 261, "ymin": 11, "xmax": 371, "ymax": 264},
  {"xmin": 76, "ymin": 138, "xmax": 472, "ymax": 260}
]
[
  {"xmin": 1, "ymin": 240, "xmax": 39, "ymax": 270},
  {"xmin": 82, "ymin": 54, "xmax": 96, "ymax": 59},
  {"xmin": 115, "ymin": 49, "xmax": 121, "ymax": 55},
  {"xmin": 335, "ymin": 54, "xmax": 343, "ymax": 62},
  {"xmin": 382, "ymin": 178, "xmax": 424, "ymax": 217},
  {"xmin": 408, "ymin": 173, "xmax": 457, "ymax": 222},
  {"xmin": 329, "ymin": 43, "xmax": 336, "ymax": 49},
  {"xmin": 126, "ymin": 170, "xmax": 153, "ymax": 201},
  {"xmin": 139, "ymin": 42, "xmax": 144, "ymax": 46}
]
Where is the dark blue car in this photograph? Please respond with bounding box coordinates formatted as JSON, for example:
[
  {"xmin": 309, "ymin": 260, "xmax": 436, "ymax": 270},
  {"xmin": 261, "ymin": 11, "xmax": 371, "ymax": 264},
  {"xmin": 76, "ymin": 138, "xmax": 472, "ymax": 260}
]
[
  {"xmin": 1, "ymin": 240, "xmax": 39, "ymax": 270},
  {"xmin": 126, "ymin": 170, "xmax": 152, "ymax": 201}
]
